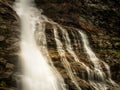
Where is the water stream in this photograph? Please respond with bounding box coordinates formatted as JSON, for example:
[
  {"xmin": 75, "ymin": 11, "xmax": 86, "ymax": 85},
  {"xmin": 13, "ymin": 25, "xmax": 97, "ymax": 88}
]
[
  {"xmin": 14, "ymin": 0, "xmax": 66, "ymax": 90},
  {"xmin": 78, "ymin": 30, "xmax": 118, "ymax": 90},
  {"xmin": 14, "ymin": 0, "xmax": 118, "ymax": 90}
]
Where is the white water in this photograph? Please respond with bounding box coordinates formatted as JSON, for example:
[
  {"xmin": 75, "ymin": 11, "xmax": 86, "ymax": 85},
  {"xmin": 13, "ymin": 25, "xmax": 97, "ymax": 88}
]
[
  {"xmin": 53, "ymin": 25, "xmax": 81, "ymax": 90},
  {"xmin": 14, "ymin": 0, "xmax": 66, "ymax": 90},
  {"xmin": 78, "ymin": 30, "xmax": 120, "ymax": 90},
  {"xmin": 58, "ymin": 26, "xmax": 91, "ymax": 81},
  {"xmin": 13, "ymin": 0, "xmax": 119, "ymax": 90},
  {"xmin": 79, "ymin": 31, "xmax": 101, "ymax": 68},
  {"xmin": 58, "ymin": 26, "xmax": 79, "ymax": 62}
]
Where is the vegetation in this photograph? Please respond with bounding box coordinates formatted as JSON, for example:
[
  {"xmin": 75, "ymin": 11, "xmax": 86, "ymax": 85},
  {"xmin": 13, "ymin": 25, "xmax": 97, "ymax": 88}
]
[
  {"xmin": 116, "ymin": 50, "xmax": 120, "ymax": 57},
  {"xmin": 0, "ymin": 81, "xmax": 6, "ymax": 87}
]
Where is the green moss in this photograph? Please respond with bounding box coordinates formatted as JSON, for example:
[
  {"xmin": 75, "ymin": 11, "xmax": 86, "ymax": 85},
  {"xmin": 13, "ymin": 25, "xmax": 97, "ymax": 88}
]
[
  {"xmin": 116, "ymin": 50, "xmax": 120, "ymax": 57},
  {"xmin": 108, "ymin": 49, "xmax": 120, "ymax": 58},
  {"xmin": 100, "ymin": 48, "xmax": 120, "ymax": 58},
  {"xmin": 0, "ymin": 81, "xmax": 6, "ymax": 87}
]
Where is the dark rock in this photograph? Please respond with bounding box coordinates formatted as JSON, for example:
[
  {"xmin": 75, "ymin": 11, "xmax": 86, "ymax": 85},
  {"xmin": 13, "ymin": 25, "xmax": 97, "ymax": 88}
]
[
  {"xmin": 35, "ymin": 0, "xmax": 120, "ymax": 88},
  {"xmin": 0, "ymin": 0, "xmax": 120, "ymax": 89},
  {"xmin": 0, "ymin": 0, "xmax": 20, "ymax": 89},
  {"xmin": 0, "ymin": 35, "xmax": 5, "ymax": 41}
]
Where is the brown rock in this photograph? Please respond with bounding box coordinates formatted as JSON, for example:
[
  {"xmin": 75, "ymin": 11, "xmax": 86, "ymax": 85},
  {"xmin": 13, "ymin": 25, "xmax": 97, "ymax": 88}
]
[{"xmin": 0, "ymin": 35, "xmax": 5, "ymax": 41}]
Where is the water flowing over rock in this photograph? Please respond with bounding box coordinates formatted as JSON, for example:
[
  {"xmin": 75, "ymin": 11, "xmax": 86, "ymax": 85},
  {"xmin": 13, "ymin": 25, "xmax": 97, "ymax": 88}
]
[
  {"xmin": 14, "ymin": 0, "xmax": 66, "ymax": 90},
  {"xmin": 0, "ymin": 0, "xmax": 120, "ymax": 90},
  {"xmin": 34, "ymin": 0, "xmax": 120, "ymax": 86}
]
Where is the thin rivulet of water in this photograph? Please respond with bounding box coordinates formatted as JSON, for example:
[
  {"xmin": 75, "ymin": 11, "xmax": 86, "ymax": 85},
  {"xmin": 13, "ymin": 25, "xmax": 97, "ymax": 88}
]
[{"xmin": 78, "ymin": 30, "xmax": 119, "ymax": 90}]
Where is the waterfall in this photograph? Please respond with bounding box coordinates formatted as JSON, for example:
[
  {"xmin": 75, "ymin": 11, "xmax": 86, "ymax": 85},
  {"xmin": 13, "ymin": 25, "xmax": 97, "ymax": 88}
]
[
  {"xmin": 13, "ymin": 0, "xmax": 119, "ymax": 90},
  {"xmin": 53, "ymin": 25, "xmax": 81, "ymax": 90},
  {"xmin": 78, "ymin": 30, "xmax": 118, "ymax": 90},
  {"xmin": 14, "ymin": 0, "xmax": 66, "ymax": 90}
]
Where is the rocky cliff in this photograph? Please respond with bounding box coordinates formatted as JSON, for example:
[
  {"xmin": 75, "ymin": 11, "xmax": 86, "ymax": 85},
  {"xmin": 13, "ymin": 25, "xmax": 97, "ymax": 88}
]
[
  {"xmin": 35, "ymin": 0, "xmax": 120, "ymax": 84},
  {"xmin": 0, "ymin": 0, "xmax": 120, "ymax": 90},
  {"xmin": 0, "ymin": 0, "xmax": 20, "ymax": 90}
]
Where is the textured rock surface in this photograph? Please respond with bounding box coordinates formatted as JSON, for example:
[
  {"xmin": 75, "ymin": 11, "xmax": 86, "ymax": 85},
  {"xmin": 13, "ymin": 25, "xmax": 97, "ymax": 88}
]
[
  {"xmin": 0, "ymin": 0, "xmax": 120, "ymax": 90},
  {"xmin": 43, "ymin": 22, "xmax": 119, "ymax": 90},
  {"xmin": 35, "ymin": 0, "xmax": 120, "ymax": 85},
  {"xmin": 0, "ymin": 0, "xmax": 20, "ymax": 89}
]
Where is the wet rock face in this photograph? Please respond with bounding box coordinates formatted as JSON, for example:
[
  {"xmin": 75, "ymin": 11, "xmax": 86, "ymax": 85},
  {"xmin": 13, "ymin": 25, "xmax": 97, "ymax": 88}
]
[
  {"xmin": 35, "ymin": 0, "xmax": 120, "ymax": 85},
  {"xmin": 0, "ymin": 0, "xmax": 20, "ymax": 89},
  {"xmin": 38, "ymin": 22, "xmax": 119, "ymax": 90},
  {"xmin": 0, "ymin": 0, "xmax": 120, "ymax": 89}
]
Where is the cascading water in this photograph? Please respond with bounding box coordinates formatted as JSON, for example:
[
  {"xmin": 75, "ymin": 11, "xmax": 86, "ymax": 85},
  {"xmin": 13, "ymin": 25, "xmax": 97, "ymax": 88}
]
[
  {"xmin": 13, "ymin": 0, "xmax": 119, "ymax": 90},
  {"xmin": 78, "ymin": 30, "xmax": 119, "ymax": 90},
  {"xmin": 14, "ymin": 0, "xmax": 66, "ymax": 90},
  {"xmin": 79, "ymin": 31, "xmax": 106, "ymax": 90},
  {"xmin": 53, "ymin": 25, "xmax": 81, "ymax": 90}
]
